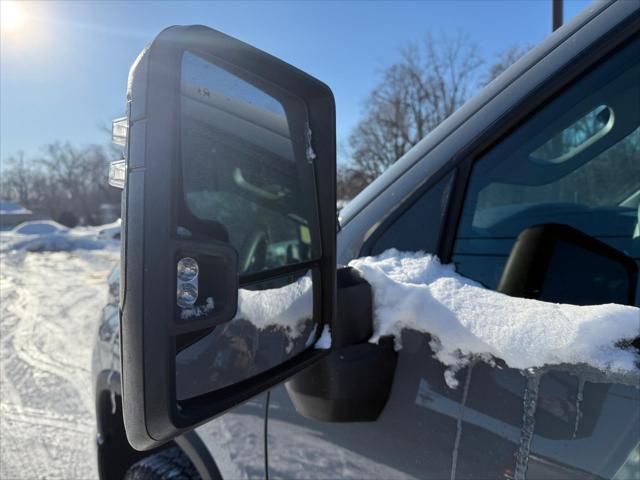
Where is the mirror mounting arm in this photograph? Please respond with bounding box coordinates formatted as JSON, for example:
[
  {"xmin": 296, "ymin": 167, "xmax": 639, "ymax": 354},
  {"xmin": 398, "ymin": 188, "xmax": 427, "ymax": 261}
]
[{"xmin": 285, "ymin": 267, "xmax": 397, "ymax": 422}]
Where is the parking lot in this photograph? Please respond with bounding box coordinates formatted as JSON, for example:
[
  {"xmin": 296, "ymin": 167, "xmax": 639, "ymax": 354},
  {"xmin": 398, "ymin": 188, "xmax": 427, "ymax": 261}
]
[{"xmin": 0, "ymin": 236, "xmax": 118, "ymax": 479}]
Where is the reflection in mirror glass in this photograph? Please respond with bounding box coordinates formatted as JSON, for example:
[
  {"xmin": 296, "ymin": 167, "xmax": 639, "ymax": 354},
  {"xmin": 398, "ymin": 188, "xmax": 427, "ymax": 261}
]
[
  {"xmin": 181, "ymin": 51, "xmax": 286, "ymax": 118},
  {"xmin": 175, "ymin": 273, "xmax": 316, "ymax": 400},
  {"xmin": 530, "ymin": 105, "xmax": 613, "ymax": 164},
  {"xmin": 179, "ymin": 52, "xmax": 320, "ymax": 276}
]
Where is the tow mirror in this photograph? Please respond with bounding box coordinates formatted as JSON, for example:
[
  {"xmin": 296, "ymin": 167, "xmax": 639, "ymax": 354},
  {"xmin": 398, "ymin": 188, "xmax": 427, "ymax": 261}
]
[
  {"xmin": 498, "ymin": 223, "xmax": 638, "ymax": 306},
  {"xmin": 119, "ymin": 25, "xmax": 336, "ymax": 450}
]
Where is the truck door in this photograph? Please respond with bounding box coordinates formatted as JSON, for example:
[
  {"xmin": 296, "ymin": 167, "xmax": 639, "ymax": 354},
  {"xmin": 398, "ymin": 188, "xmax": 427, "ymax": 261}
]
[{"xmin": 265, "ymin": 18, "xmax": 639, "ymax": 480}]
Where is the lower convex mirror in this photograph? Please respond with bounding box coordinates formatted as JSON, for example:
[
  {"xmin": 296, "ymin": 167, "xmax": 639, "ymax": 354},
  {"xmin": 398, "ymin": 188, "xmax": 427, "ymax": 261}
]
[
  {"xmin": 176, "ymin": 272, "xmax": 316, "ymax": 400},
  {"xmin": 119, "ymin": 25, "xmax": 336, "ymax": 450}
]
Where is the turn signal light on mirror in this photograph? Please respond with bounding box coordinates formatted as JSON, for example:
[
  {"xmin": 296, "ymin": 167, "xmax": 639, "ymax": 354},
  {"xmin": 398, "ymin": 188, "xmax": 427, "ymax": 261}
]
[
  {"xmin": 176, "ymin": 257, "xmax": 199, "ymax": 308},
  {"xmin": 112, "ymin": 116, "xmax": 128, "ymax": 147},
  {"xmin": 177, "ymin": 283, "xmax": 198, "ymax": 308},
  {"xmin": 177, "ymin": 257, "xmax": 199, "ymax": 282},
  {"xmin": 108, "ymin": 160, "xmax": 127, "ymax": 189}
]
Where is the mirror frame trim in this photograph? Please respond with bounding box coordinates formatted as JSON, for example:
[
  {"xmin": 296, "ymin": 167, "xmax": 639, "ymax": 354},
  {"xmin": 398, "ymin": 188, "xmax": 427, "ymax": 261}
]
[{"xmin": 121, "ymin": 25, "xmax": 336, "ymax": 450}]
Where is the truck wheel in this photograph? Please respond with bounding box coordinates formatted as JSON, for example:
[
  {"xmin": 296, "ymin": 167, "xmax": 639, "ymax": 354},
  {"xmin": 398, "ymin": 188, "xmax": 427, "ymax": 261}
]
[{"xmin": 124, "ymin": 446, "xmax": 200, "ymax": 480}]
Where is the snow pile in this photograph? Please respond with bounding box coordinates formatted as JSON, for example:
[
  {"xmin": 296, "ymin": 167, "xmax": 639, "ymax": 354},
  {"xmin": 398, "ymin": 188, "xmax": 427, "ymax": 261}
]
[
  {"xmin": 350, "ymin": 250, "xmax": 640, "ymax": 384},
  {"xmin": 0, "ymin": 220, "xmax": 121, "ymax": 252},
  {"xmin": 64, "ymin": 220, "xmax": 121, "ymax": 240},
  {"xmin": 235, "ymin": 274, "xmax": 313, "ymax": 337},
  {"xmin": 11, "ymin": 220, "xmax": 67, "ymax": 235}
]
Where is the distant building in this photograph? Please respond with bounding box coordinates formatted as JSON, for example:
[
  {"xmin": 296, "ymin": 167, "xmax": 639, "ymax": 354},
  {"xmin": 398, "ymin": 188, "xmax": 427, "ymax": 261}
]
[{"xmin": 0, "ymin": 201, "xmax": 34, "ymax": 230}]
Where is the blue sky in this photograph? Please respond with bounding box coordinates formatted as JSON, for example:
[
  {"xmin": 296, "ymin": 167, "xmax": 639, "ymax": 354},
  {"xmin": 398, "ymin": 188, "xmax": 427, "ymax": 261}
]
[{"xmin": 1, "ymin": 0, "xmax": 592, "ymax": 162}]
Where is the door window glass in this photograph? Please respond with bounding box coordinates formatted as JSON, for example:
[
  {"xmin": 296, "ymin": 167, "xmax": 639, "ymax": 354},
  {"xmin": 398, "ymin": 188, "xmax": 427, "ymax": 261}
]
[
  {"xmin": 453, "ymin": 39, "xmax": 640, "ymax": 294},
  {"xmin": 451, "ymin": 38, "xmax": 640, "ymax": 479},
  {"xmin": 366, "ymin": 171, "xmax": 454, "ymax": 256}
]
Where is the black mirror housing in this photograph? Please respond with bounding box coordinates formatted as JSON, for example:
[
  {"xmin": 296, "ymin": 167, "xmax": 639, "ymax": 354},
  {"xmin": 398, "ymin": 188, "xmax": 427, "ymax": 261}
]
[{"xmin": 120, "ymin": 25, "xmax": 336, "ymax": 450}]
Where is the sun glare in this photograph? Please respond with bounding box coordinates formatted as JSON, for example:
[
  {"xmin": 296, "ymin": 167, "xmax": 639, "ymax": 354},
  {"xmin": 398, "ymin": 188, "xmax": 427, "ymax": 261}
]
[{"xmin": 1, "ymin": 1, "xmax": 27, "ymax": 33}]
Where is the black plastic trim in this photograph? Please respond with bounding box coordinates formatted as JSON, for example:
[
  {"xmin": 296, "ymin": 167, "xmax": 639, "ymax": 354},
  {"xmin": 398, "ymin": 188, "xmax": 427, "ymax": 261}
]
[
  {"xmin": 175, "ymin": 431, "xmax": 223, "ymax": 480},
  {"xmin": 498, "ymin": 223, "xmax": 638, "ymax": 306},
  {"xmin": 285, "ymin": 267, "xmax": 397, "ymax": 422}
]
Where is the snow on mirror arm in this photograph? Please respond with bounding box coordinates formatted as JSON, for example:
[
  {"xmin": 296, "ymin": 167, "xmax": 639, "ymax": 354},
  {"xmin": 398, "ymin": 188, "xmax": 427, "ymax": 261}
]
[
  {"xmin": 349, "ymin": 249, "xmax": 639, "ymax": 389},
  {"xmin": 181, "ymin": 244, "xmax": 639, "ymax": 391}
]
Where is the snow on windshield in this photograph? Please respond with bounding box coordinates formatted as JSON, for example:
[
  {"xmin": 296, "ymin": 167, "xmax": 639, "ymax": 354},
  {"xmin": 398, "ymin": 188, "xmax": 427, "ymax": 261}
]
[{"xmin": 351, "ymin": 249, "xmax": 639, "ymax": 386}]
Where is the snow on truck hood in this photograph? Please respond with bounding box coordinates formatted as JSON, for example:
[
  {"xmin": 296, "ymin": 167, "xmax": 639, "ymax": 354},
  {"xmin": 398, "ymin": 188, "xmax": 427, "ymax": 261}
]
[{"xmin": 240, "ymin": 249, "xmax": 639, "ymax": 386}]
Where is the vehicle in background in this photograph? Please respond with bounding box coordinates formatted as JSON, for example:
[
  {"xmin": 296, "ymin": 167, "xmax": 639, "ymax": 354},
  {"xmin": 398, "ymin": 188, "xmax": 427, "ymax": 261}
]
[{"xmin": 11, "ymin": 220, "xmax": 68, "ymax": 236}]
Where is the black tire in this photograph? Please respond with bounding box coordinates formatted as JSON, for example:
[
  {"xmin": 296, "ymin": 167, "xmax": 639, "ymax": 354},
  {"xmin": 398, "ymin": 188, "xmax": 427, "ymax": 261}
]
[{"xmin": 124, "ymin": 446, "xmax": 200, "ymax": 480}]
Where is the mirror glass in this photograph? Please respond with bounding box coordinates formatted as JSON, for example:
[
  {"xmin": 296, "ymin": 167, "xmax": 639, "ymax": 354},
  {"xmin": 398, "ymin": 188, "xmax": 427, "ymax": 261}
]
[
  {"xmin": 174, "ymin": 52, "xmax": 322, "ymax": 400},
  {"xmin": 179, "ymin": 51, "xmax": 320, "ymax": 276}
]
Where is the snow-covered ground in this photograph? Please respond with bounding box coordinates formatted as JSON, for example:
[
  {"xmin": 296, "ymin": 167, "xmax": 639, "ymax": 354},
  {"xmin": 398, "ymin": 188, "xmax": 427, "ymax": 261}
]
[{"xmin": 0, "ymin": 230, "xmax": 119, "ymax": 479}]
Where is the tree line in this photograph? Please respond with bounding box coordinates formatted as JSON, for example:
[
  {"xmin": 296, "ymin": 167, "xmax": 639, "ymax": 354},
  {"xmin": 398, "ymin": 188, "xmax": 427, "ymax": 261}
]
[{"xmin": 0, "ymin": 143, "xmax": 120, "ymax": 227}]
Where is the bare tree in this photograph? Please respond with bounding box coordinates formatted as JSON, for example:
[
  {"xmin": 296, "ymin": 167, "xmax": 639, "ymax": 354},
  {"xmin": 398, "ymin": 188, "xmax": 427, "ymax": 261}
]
[
  {"xmin": 1, "ymin": 142, "xmax": 120, "ymax": 226},
  {"xmin": 484, "ymin": 44, "xmax": 532, "ymax": 85},
  {"xmin": 342, "ymin": 32, "xmax": 484, "ymax": 194},
  {"xmin": 0, "ymin": 151, "xmax": 35, "ymax": 208},
  {"xmin": 337, "ymin": 165, "xmax": 369, "ymax": 202},
  {"xmin": 339, "ymin": 36, "xmax": 532, "ymax": 201}
]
